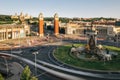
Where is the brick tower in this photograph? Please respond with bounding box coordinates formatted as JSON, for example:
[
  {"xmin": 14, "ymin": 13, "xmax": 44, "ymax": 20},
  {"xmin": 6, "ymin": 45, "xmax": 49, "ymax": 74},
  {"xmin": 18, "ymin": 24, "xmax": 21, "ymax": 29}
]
[
  {"xmin": 54, "ymin": 13, "xmax": 59, "ymax": 35},
  {"xmin": 38, "ymin": 13, "xmax": 44, "ymax": 37}
]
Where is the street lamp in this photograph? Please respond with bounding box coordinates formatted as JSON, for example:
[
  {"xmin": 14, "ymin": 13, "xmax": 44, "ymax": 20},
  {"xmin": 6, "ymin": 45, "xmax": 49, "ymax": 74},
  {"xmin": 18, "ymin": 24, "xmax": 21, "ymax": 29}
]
[
  {"xmin": 2, "ymin": 56, "xmax": 9, "ymax": 78},
  {"xmin": 47, "ymin": 33, "xmax": 49, "ymax": 42},
  {"xmin": 116, "ymin": 33, "xmax": 118, "ymax": 47},
  {"xmin": 32, "ymin": 51, "xmax": 39, "ymax": 75},
  {"xmin": 61, "ymin": 36, "xmax": 62, "ymax": 44},
  {"xmin": 10, "ymin": 44, "xmax": 13, "ymax": 55},
  {"xmin": 19, "ymin": 34, "xmax": 22, "ymax": 52},
  {"xmin": 115, "ymin": 32, "xmax": 118, "ymax": 47}
]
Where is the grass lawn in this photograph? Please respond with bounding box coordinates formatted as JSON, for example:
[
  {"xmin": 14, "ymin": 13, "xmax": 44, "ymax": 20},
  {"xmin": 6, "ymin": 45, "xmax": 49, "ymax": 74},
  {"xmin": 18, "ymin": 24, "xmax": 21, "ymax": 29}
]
[{"xmin": 54, "ymin": 44, "xmax": 120, "ymax": 71}]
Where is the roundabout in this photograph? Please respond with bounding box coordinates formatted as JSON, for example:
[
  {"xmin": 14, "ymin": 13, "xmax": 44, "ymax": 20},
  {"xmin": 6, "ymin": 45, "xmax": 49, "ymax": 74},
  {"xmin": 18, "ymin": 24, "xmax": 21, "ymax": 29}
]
[
  {"xmin": 0, "ymin": 30, "xmax": 120, "ymax": 80},
  {"xmin": 54, "ymin": 44, "xmax": 120, "ymax": 71},
  {"xmin": 53, "ymin": 24, "xmax": 120, "ymax": 72},
  {"xmin": 0, "ymin": 37, "xmax": 120, "ymax": 80}
]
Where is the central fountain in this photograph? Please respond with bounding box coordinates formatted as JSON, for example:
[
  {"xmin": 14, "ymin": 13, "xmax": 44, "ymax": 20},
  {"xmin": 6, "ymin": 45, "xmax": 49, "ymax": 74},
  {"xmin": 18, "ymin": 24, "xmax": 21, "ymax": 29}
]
[
  {"xmin": 70, "ymin": 22, "xmax": 118, "ymax": 61},
  {"xmin": 85, "ymin": 23, "xmax": 97, "ymax": 54}
]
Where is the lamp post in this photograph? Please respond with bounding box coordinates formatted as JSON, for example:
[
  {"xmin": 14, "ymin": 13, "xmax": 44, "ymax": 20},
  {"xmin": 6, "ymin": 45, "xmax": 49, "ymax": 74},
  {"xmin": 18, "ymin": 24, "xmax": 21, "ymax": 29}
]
[
  {"xmin": 10, "ymin": 44, "xmax": 13, "ymax": 55},
  {"xmin": 32, "ymin": 51, "xmax": 39, "ymax": 75},
  {"xmin": 19, "ymin": 34, "xmax": 22, "ymax": 52},
  {"xmin": 58, "ymin": 36, "xmax": 62, "ymax": 49},
  {"xmin": 47, "ymin": 33, "xmax": 49, "ymax": 42},
  {"xmin": 2, "ymin": 56, "xmax": 8, "ymax": 78},
  {"xmin": 116, "ymin": 33, "xmax": 118, "ymax": 47},
  {"xmin": 115, "ymin": 32, "xmax": 118, "ymax": 47}
]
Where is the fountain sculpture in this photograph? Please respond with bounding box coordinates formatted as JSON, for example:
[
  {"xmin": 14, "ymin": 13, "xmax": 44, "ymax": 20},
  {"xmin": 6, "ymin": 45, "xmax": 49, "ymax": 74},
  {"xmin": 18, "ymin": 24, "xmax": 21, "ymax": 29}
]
[{"xmin": 70, "ymin": 22, "xmax": 117, "ymax": 61}]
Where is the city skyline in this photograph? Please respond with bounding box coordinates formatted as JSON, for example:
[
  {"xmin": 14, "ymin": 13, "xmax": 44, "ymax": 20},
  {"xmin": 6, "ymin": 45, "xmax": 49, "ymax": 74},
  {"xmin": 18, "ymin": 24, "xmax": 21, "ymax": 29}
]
[{"xmin": 0, "ymin": 0, "xmax": 120, "ymax": 18}]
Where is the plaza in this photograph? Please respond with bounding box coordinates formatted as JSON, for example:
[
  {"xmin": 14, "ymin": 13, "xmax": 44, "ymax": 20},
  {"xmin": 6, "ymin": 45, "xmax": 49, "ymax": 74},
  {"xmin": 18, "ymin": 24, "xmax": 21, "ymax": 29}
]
[{"xmin": 0, "ymin": 0, "xmax": 120, "ymax": 80}]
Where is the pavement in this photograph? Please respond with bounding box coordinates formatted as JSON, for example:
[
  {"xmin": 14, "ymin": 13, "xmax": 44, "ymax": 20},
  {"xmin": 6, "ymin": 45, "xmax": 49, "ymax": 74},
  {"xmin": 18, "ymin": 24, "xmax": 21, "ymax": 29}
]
[{"xmin": 0, "ymin": 62, "xmax": 24, "ymax": 80}]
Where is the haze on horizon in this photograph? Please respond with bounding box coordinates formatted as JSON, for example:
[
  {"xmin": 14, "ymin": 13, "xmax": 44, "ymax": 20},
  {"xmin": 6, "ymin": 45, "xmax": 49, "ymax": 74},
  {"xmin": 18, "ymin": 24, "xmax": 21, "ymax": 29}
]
[{"xmin": 0, "ymin": 0, "xmax": 120, "ymax": 18}]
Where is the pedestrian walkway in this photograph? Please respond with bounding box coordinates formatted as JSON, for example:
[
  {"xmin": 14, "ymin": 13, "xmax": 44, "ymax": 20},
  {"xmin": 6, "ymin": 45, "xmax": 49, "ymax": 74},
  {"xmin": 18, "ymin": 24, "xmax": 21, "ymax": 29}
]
[{"xmin": 6, "ymin": 62, "xmax": 24, "ymax": 80}]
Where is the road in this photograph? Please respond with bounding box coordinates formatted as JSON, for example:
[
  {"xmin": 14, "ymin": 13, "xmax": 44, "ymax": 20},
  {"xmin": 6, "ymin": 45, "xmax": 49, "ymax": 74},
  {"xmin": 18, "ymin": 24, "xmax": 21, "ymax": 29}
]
[
  {"xmin": 0, "ymin": 47, "xmax": 120, "ymax": 80},
  {"xmin": 0, "ymin": 39, "xmax": 120, "ymax": 80},
  {"xmin": 0, "ymin": 52, "xmax": 83, "ymax": 80},
  {"xmin": 0, "ymin": 44, "xmax": 64, "ymax": 80}
]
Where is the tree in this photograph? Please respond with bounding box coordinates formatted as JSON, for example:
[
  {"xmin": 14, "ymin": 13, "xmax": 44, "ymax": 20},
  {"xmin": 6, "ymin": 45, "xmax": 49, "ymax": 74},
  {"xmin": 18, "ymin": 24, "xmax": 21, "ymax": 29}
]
[
  {"xmin": 0, "ymin": 15, "xmax": 12, "ymax": 21},
  {"xmin": 21, "ymin": 65, "xmax": 31, "ymax": 80},
  {"xmin": 20, "ymin": 65, "xmax": 38, "ymax": 80},
  {"xmin": 30, "ymin": 77, "xmax": 38, "ymax": 80},
  {"xmin": 59, "ymin": 17, "xmax": 70, "ymax": 23},
  {"xmin": 0, "ymin": 74, "xmax": 4, "ymax": 80}
]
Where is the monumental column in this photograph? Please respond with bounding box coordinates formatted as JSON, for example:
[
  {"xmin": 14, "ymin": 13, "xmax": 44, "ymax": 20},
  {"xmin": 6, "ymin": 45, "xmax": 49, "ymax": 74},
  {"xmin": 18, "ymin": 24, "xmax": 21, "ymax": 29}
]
[
  {"xmin": 54, "ymin": 13, "xmax": 59, "ymax": 35},
  {"xmin": 38, "ymin": 13, "xmax": 44, "ymax": 37}
]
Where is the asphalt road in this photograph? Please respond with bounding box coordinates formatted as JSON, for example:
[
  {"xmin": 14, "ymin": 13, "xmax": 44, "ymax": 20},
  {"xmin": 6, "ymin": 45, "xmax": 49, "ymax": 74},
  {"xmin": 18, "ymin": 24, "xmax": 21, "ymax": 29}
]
[
  {"xmin": 0, "ymin": 39, "xmax": 120, "ymax": 80},
  {"xmin": 8, "ymin": 45, "xmax": 62, "ymax": 80}
]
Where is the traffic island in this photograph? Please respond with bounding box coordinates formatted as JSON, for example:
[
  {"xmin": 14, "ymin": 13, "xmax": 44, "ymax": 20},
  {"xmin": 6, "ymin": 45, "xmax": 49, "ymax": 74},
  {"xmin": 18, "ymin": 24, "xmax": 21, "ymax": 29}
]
[{"xmin": 53, "ymin": 44, "xmax": 120, "ymax": 71}]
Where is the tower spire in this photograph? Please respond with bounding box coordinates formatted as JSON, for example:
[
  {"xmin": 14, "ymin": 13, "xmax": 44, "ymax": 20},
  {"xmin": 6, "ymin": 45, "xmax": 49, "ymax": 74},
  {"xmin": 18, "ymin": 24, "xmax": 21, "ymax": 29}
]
[
  {"xmin": 54, "ymin": 13, "xmax": 59, "ymax": 35},
  {"xmin": 38, "ymin": 13, "xmax": 44, "ymax": 37}
]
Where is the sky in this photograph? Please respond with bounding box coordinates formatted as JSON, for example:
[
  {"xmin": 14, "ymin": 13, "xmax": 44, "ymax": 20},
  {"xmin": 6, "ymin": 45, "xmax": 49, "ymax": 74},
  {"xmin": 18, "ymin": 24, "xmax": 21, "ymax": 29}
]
[{"xmin": 0, "ymin": 0, "xmax": 120, "ymax": 18}]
